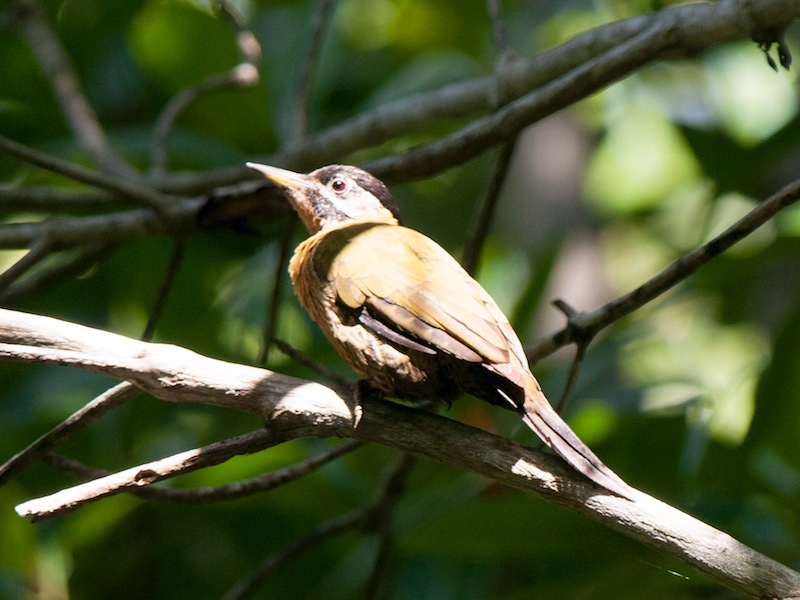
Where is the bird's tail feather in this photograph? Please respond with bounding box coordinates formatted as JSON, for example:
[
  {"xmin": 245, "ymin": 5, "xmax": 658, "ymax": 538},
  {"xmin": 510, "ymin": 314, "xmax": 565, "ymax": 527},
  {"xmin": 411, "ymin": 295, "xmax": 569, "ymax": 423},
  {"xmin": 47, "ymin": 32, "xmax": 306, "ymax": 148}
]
[{"xmin": 520, "ymin": 386, "xmax": 633, "ymax": 500}]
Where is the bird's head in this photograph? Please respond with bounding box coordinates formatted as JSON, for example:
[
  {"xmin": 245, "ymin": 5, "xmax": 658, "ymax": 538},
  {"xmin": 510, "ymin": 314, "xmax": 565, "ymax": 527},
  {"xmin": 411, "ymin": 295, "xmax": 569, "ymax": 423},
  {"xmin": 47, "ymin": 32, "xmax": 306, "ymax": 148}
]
[{"xmin": 246, "ymin": 163, "xmax": 402, "ymax": 233}]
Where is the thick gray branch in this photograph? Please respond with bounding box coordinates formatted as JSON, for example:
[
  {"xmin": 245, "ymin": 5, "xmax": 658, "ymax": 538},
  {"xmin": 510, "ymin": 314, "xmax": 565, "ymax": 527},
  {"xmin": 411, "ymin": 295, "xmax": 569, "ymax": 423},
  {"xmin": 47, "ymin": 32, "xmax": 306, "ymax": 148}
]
[{"xmin": 1, "ymin": 308, "xmax": 799, "ymax": 599}]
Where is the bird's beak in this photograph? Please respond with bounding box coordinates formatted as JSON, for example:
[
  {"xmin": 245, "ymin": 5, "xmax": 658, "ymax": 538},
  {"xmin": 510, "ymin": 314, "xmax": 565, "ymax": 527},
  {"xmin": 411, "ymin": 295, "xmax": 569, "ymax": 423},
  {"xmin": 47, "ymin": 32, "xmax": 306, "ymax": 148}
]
[
  {"xmin": 246, "ymin": 162, "xmax": 314, "ymax": 192},
  {"xmin": 246, "ymin": 162, "xmax": 323, "ymax": 233}
]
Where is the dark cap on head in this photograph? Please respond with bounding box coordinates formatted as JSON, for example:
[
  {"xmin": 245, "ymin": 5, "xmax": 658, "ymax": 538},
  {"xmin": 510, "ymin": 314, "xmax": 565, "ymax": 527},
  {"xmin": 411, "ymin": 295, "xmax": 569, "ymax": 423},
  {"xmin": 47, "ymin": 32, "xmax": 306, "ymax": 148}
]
[{"xmin": 310, "ymin": 165, "xmax": 403, "ymax": 224}]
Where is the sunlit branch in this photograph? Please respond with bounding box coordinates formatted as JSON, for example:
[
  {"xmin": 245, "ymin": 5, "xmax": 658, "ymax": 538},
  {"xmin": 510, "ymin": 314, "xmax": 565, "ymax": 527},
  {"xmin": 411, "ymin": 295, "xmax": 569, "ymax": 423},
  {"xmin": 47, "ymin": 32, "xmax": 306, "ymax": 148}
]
[
  {"xmin": 44, "ymin": 439, "xmax": 362, "ymax": 504},
  {"xmin": 1, "ymin": 309, "xmax": 799, "ymax": 597},
  {"xmin": 15, "ymin": 429, "xmax": 282, "ymax": 521}
]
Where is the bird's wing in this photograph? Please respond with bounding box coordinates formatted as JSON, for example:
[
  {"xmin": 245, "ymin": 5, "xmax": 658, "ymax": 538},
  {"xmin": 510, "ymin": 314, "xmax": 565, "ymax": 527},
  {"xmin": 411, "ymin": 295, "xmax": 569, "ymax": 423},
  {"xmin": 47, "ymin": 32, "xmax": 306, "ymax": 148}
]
[{"xmin": 330, "ymin": 224, "xmax": 526, "ymax": 368}]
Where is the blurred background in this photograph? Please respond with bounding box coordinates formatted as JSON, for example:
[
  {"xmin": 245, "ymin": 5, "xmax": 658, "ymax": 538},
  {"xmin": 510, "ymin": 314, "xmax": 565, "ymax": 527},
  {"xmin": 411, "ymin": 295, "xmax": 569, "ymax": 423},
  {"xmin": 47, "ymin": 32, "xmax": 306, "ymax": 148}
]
[{"xmin": 1, "ymin": 0, "xmax": 799, "ymax": 598}]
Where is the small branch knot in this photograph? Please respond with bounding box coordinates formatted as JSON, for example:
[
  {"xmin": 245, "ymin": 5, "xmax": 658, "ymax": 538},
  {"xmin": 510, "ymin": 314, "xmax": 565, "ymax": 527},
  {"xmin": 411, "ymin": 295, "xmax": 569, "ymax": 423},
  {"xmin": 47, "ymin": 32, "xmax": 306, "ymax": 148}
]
[{"xmin": 552, "ymin": 299, "xmax": 598, "ymax": 345}]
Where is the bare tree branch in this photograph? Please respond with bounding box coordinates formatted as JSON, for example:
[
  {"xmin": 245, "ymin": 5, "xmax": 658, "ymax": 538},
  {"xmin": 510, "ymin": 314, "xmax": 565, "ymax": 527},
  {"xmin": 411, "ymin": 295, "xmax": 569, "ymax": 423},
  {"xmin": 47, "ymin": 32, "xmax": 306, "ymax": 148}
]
[
  {"xmin": 150, "ymin": 0, "xmax": 799, "ymax": 196},
  {"xmin": 10, "ymin": 0, "xmax": 137, "ymax": 178},
  {"xmin": 462, "ymin": 0, "xmax": 518, "ymax": 276},
  {"xmin": 0, "ymin": 187, "xmax": 115, "ymax": 211},
  {"xmin": 257, "ymin": 217, "xmax": 296, "ymax": 365},
  {"xmin": 362, "ymin": 20, "xmax": 671, "ymax": 181},
  {"xmin": 527, "ymin": 176, "xmax": 800, "ymax": 363},
  {"xmin": 0, "ymin": 134, "xmax": 176, "ymax": 211},
  {"xmin": 222, "ymin": 506, "xmax": 367, "ymax": 600},
  {"xmin": 287, "ymin": 0, "xmax": 798, "ymax": 178},
  {"xmin": 16, "ymin": 429, "xmax": 282, "ymax": 520},
  {"xmin": 149, "ymin": 1, "xmax": 261, "ymax": 178},
  {"xmin": 288, "ymin": 0, "xmax": 338, "ymax": 142},
  {"xmin": 0, "ymin": 382, "xmax": 139, "ymax": 485},
  {"xmin": 44, "ymin": 439, "xmax": 362, "ymax": 504},
  {"xmin": 0, "ymin": 200, "xmax": 201, "ymax": 251},
  {"xmin": 141, "ymin": 240, "xmax": 186, "ymax": 342},
  {"xmin": 0, "ymin": 241, "xmax": 117, "ymax": 306},
  {"xmin": 363, "ymin": 454, "xmax": 415, "ymax": 600},
  {"xmin": 0, "ymin": 308, "xmax": 799, "ymax": 598}
]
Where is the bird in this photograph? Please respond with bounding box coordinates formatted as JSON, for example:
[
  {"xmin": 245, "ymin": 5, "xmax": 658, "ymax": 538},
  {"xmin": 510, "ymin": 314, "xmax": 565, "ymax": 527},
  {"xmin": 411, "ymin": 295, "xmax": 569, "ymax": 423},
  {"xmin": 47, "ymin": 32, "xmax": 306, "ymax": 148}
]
[{"xmin": 247, "ymin": 161, "xmax": 632, "ymax": 499}]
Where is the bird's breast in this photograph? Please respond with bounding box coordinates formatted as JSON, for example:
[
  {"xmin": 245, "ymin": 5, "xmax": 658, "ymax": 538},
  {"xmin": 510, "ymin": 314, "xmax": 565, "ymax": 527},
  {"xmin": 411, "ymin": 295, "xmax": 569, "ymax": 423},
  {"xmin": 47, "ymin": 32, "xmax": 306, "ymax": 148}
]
[{"xmin": 288, "ymin": 224, "xmax": 434, "ymax": 397}]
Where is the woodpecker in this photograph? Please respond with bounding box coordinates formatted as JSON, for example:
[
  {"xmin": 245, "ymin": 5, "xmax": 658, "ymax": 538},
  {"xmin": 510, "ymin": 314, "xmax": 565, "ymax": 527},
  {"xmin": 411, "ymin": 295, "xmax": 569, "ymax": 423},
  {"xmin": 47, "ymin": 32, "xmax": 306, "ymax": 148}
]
[{"xmin": 247, "ymin": 162, "xmax": 631, "ymax": 498}]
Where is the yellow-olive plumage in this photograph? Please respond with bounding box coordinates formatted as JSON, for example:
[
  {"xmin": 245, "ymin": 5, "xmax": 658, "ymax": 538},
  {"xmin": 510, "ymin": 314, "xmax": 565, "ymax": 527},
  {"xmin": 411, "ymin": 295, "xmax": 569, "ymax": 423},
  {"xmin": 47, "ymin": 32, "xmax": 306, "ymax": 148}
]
[{"xmin": 247, "ymin": 162, "xmax": 631, "ymax": 498}]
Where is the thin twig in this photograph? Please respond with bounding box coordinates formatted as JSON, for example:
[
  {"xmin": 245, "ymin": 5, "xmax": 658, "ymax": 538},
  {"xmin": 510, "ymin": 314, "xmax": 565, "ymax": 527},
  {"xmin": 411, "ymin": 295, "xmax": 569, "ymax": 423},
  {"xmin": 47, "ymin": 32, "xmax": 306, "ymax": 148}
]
[
  {"xmin": 0, "ymin": 382, "xmax": 139, "ymax": 486},
  {"xmin": 461, "ymin": 0, "xmax": 518, "ymax": 277},
  {"xmin": 151, "ymin": 440, "xmax": 363, "ymax": 503},
  {"xmin": 258, "ymin": 215, "xmax": 296, "ymax": 365},
  {"xmin": 486, "ymin": 0, "xmax": 510, "ymax": 55},
  {"xmin": 288, "ymin": 0, "xmax": 338, "ymax": 141},
  {"xmin": 363, "ymin": 454, "xmax": 416, "ymax": 600},
  {"xmin": 550, "ymin": 299, "xmax": 589, "ymax": 414},
  {"xmin": 149, "ymin": 1, "xmax": 261, "ymax": 177},
  {"xmin": 0, "ymin": 241, "xmax": 118, "ymax": 306},
  {"xmin": 15, "ymin": 428, "xmax": 285, "ymax": 521},
  {"xmin": 0, "ymin": 134, "xmax": 176, "ymax": 211},
  {"xmin": 0, "ymin": 237, "xmax": 53, "ymax": 291},
  {"xmin": 222, "ymin": 508, "xmax": 368, "ymax": 600},
  {"xmin": 11, "ymin": 0, "xmax": 137, "ymax": 178},
  {"xmin": 555, "ymin": 341, "xmax": 588, "ymax": 415},
  {"xmin": 141, "ymin": 239, "xmax": 186, "ymax": 342},
  {"xmin": 462, "ymin": 137, "xmax": 517, "ymax": 276},
  {"xmin": 527, "ymin": 176, "xmax": 800, "ymax": 363},
  {"xmin": 43, "ymin": 453, "xmax": 107, "ymax": 480},
  {"xmin": 44, "ymin": 440, "xmax": 363, "ymax": 503}
]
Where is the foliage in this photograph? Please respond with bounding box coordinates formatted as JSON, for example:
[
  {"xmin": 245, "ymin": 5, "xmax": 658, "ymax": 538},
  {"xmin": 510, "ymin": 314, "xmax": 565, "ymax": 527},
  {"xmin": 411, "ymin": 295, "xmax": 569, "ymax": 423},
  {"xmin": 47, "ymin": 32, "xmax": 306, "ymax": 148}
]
[{"xmin": 0, "ymin": 0, "xmax": 799, "ymax": 598}]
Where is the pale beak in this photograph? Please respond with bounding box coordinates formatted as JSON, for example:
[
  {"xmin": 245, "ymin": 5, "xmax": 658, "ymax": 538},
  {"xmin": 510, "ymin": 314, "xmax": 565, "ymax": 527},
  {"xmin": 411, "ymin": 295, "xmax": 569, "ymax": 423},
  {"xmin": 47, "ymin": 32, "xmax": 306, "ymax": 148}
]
[{"xmin": 246, "ymin": 162, "xmax": 314, "ymax": 192}]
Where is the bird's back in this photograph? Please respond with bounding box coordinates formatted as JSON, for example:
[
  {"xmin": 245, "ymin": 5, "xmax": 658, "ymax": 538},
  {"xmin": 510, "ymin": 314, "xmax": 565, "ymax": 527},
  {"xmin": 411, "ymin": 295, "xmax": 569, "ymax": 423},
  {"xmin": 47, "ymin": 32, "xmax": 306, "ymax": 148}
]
[{"xmin": 289, "ymin": 220, "xmax": 537, "ymax": 406}]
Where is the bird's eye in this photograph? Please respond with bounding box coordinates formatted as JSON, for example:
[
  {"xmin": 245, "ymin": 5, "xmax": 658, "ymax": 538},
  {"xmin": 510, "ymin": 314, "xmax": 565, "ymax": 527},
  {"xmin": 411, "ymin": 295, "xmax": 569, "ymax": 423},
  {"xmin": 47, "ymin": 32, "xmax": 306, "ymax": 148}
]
[{"xmin": 331, "ymin": 179, "xmax": 347, "ymax": 193}]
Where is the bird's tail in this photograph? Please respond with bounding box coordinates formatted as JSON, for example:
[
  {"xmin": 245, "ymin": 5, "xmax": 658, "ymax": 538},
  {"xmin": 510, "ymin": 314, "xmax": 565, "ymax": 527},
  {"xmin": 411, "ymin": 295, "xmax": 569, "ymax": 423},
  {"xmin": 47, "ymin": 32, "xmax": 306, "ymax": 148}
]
[{"xmin": 520, "ymin": 383, "xmax": 633, "ymax": 500}]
